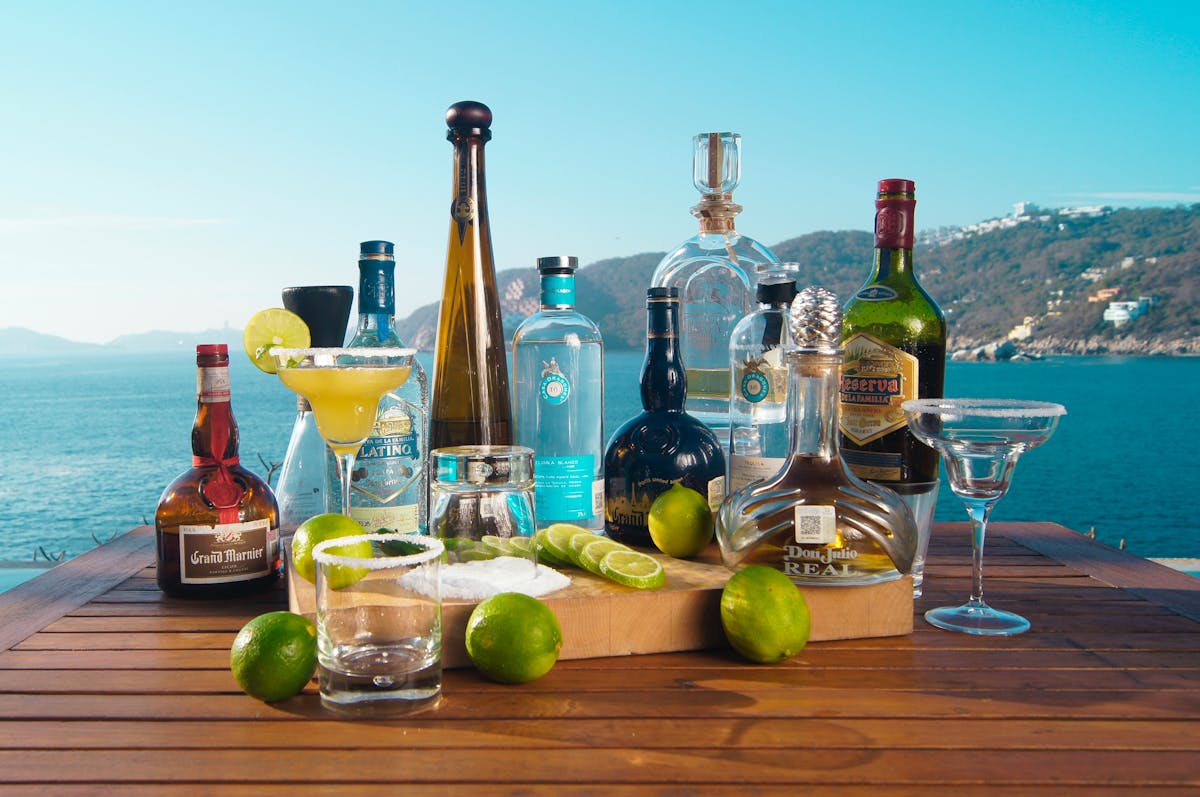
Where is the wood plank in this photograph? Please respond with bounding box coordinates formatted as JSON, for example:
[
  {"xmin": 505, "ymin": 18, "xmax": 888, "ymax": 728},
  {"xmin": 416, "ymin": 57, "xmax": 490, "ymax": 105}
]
[
  {"xmin": 0, "ymin": 787, "xmax": 1190, "ymax": 797},
  {"xmin": 0, "ymin": 526, "xmax": 155, "ymax": 653},
  {"xmin": 1, "ymin": 717, "xmax": 1197, "ymax": 752},
  {"xmin": 0, "ymin": 748, "xmax": 1197, "ymax": 787}
]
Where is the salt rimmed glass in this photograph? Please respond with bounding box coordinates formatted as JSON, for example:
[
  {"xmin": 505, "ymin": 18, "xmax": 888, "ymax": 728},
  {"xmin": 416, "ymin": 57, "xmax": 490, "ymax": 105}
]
[
  {"xmin": 312, "ymin": 533, "xmax": 443, "ymax": 715},
  {"xmin": 270, "ymin": 346, "xmax": 415, "ymax": 516},
  {"xmin": 903, "ymin": 398, "xmax": 1066, "ymax": 635}
]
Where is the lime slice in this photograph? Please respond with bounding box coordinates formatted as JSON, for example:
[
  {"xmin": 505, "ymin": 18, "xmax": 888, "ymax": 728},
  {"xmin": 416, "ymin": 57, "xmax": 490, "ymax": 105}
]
[
  {"xmin": 243, "ymin": 308, "xmax": 310, "ymax": 374},
  {"xmin": 507, "ymin": 536, "xmax": 536, "ymax": 556},
  {"xmin": 566, "ymin": 528, "xmax": 603, "ymax": 565},
  {"xmin": 535, "ymin": 536, "xmax": 571, "ymax": 568},
  {"xmin": 481, "ymin": 535, "xmax": 513, "ymax": 557},
  {"xmin": 539, "ymin": 523, "xmax": 580, "ymax": 563},
  {"xmin": 578, "ymin": 538, "xmax": 632, "ymax": 575},
  {"xmin": 599, "ymin": 550, "xmax": 665, "ymax": 590}
]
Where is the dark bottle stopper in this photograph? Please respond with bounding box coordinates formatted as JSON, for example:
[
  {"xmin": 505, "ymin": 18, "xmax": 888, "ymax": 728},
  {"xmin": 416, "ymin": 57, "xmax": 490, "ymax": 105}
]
[
  {"xmin": 446, "ymin": 101, "xmax": 493, "ymax": 140},
  {"xmin": 282, "ymin": 286, "xmax": 353, "ymax": 347},
  {"xmin": 756, "ymin": 276, "xmax": 798, "ymax": 306}
]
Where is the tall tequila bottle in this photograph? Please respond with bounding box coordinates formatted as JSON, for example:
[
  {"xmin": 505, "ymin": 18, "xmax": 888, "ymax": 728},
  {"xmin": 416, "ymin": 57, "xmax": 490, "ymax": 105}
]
[
  {"xmin": 430, "ymin": 100, "xmax": 512, "ymax": 449},
  {"xmin": 345, "ymin": 240, "xmax": 429, "ymax": 532},
  {"xmin": 604, "ymin": 288, "xmax": 725, "ymax": 547},
  {"xmin": 839, "ymin": 181, "xmax": 946, "ymax": 486},
  {"xmin": 717, "ymin": 288, "xmax": 916, "ymax": 585},
  {"xmin": 155, "ymin": 344, "xmax": 281, "ymax": 598},
  {"xmin": 727, "ymin": 272, "xmax": 797, "ymax": 493},
  {"xmin": 650, "ymin": 132, "xmax": 779, "ymax": 451},
  {"xmin": 513, "ymin": 256, "xmax": 605, "ymax": 531},
  {"xmin": 275, "ymin": 284, "xmax": 353, "ymax": 533}
]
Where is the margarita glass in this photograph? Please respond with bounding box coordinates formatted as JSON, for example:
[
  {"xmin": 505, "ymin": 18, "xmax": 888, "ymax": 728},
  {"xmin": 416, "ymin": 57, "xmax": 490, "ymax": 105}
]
[
  {"xmin": 903, "ymin": 398, "xmax": 1066, "ymax": 635},
  {"xmin": 271, "ymin": 347, "xmax": 415, "ymax": 516}
]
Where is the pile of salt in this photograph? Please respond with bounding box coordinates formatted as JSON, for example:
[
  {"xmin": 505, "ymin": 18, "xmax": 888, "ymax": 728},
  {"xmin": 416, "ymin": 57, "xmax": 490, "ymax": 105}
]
[{"xmin": 399, "ymin": 556, "xmax": 571, "ymax": 601}]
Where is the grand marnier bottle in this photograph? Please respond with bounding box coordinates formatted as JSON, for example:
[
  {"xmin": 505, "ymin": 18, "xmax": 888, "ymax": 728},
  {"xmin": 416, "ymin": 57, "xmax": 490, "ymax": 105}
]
[{"xmin": 155, "ymin": 344, "xmax": 281, "ymax": 598}]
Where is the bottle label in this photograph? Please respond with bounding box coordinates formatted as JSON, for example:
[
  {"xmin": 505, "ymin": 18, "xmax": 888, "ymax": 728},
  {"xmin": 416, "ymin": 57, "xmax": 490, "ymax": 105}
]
[
  {"xmin": 852, "ymin": 286, "xmax": 899, "ymax": 302},
  {"xmin": 538, "ymin": 359, "xmax": 571, "ymax": 406},
  {"xmin": 839, "ymin": 332, "xmax": 919, "ymax": 450},
  {"xmin": 359, "ymin": 262, "xmax": 396, "ymax": 315},
  {"xmin": 706, "ymin": 476, "xmax": 726, "ymax": 509},
  {"xmin": 736, "ymin": 357, "xmax": 786, "ymax": 404},
  {"xmin": 349, "ymin": 504, "xmax": 419, "ymax": 533},
  {"xmin": 534, "ymin": 454, "xmax": 597, "ymax": 522},
  {"xmin": 793, "ymin": 505, "xmax": 837, "ymax": 545},
  {"xmin": 178, "ymin": 519, "xmax": 277, "ymax": 584},
  {"xmin": 197, "ymin": 366, "xmax": 231, "ymax": 404},
  {"xmin": 729, "ymin": 455, "xmax": 786, "ymax": 493},
  {"xmin": 540, "ymin": 274, "xmax": 576, "ymax": 307}
]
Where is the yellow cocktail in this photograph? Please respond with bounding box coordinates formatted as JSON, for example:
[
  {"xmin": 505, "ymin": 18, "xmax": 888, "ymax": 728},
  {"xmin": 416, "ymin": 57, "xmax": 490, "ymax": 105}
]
[
  {"xmin": 277, "ymin": 366, "xmax": 410, "ymax": 455},
  {"xmin": 271, "ymin": 347, "xmax": 415, "ymax": 516}
]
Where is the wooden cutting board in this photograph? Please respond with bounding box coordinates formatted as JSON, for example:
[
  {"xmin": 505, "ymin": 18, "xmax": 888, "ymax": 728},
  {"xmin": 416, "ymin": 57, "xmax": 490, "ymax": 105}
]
[{"xmin": 288, "ymin": 544, "xmax": 912, "ymax": 668}]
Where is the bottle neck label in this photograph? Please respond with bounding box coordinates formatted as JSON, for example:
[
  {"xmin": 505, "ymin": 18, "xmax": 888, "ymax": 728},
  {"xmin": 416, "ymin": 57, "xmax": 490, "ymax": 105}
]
[
  {"xmin": 540, "ymin": 274, "xmax": 576, "ymax": 308},
  {"xmin": 197, "ymin": 365, "xmax": 230, "ymax": 404},
  {"xmin": 450, "ymin": 140, "xmax": 484, "ymax": 244},
  {"xmin": 874, "ymin": 195, "xmax": 916, "ymax": 249},
  {"xmin": 853, "ymin": 286, "xmax": 899, "ymax": 302},
  {"xmin": 359, "ymin": 261, "xmax": 396, "ymax": 315}
]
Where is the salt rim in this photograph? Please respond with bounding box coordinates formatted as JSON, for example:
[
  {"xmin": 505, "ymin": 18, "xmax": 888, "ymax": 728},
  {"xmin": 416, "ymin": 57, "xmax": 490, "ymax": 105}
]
[
  {"xmin": 399, "ymin": 556, "xmax": 572, "ymax": 601},
  {"xmin": 311, "ymin": 533, "xmax": 443, "ymax": 570},
  {"xmin": 269, "ymin": 346, "xmax": 416, "ymax": 362},
  {"xmin": 903, "ymin": 398, "xmax": 1066, "ymax": 418}
]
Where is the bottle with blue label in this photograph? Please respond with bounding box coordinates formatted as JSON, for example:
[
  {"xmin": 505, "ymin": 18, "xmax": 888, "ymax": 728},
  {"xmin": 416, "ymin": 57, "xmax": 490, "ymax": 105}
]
[
  {"xmin": 728, "ymin": 271, "xmax": 798, "ymax": 493},
  {"xmin": 512, "ymin": 256, "xmax": 605, "ymax": 531},
  {"xmin": 341, "ymin": 240, "xmax": 430, "ymax": 532}
]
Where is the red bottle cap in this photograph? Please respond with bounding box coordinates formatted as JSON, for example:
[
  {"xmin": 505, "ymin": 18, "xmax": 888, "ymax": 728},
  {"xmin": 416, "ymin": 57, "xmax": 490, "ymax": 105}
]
[{"xmin": 874, "ymin": 179, "xmax": 917, "ymax": 249}]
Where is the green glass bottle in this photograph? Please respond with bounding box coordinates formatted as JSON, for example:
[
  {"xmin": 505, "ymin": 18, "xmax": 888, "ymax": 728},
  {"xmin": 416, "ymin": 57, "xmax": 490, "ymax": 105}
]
[{"xmin": 839, "ymin": 179, "xmax": 946, "ymax": 489}]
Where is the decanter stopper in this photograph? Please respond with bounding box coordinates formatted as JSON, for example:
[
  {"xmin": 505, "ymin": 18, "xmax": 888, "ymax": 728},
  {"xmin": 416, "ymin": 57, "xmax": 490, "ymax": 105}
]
[{"xmin": 789, "ymin": 286, "xmax": 842, "ymax": 355}]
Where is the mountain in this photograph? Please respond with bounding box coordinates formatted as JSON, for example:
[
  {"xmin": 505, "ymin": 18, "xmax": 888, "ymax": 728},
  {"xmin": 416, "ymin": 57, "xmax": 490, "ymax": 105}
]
[
  {"xmin": 0, "ymin": 326, "xmax": 242, "ymax": 357},
  {"xmin": 397, "ymin": 204, "xmax": 1200, "ymax": 355}
]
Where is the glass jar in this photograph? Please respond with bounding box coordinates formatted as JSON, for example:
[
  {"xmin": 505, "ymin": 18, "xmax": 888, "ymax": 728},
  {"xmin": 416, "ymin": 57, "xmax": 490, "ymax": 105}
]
[{"xmin": 429, "ymin": 445, "xmax": 537, "ymax": 566}]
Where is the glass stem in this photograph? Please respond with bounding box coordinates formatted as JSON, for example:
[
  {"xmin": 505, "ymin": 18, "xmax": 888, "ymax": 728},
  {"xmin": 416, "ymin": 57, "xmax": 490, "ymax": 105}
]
[
  {"xmin": 966, "ymin": 500, "xmax": 993, "ymax": 606},
  {"xmin": 334, "ymin": 450, "xmax": 358, "ymax": 517}
]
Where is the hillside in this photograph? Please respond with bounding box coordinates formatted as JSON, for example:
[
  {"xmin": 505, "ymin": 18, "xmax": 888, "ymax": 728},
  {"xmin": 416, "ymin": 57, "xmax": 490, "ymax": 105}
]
[{"xmin": 397, "ymin": 204, "xmax": 1200, "ymax": 354}]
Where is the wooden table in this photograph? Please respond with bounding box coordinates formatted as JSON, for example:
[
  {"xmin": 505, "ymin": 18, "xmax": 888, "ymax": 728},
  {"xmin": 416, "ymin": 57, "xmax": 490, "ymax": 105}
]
[{"xmin": 1, "ymin": 522, "xmax": 1198, "ymax": 795}]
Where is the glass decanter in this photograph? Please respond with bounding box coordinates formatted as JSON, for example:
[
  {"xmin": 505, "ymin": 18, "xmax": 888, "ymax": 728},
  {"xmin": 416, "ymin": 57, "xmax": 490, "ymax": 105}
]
[{"xmin": 716, "ymin": 286, "xmax": 917, "ymax": 586}]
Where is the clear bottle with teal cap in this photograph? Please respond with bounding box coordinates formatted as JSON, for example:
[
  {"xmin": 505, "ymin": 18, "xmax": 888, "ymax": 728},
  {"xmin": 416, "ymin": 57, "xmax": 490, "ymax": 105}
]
[
  {"xmin": 342, "ymin": 240, "xmax": 430, "ymax": 532},
  {"xmin": 512, "ymin": 256, "xmax": 605, "ymax": 531}
]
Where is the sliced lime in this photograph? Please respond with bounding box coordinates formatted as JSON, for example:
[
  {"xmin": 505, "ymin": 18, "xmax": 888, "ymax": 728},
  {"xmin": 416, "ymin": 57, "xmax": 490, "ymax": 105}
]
[
  {"xmin": 539, "ymin": 523, "xmax": 580, "ymax": 563},
  {"xmin": 578, "ymin": 538, "xmax": 632, "ymax": 575},
  {"xmin": 243, "ymin": 308, "xmax": 310, "ymax": 374},
  {"xmin": 481, "ymin": 535, "xmax": 513, "ymax": 557},
  {"xmin": 566, "ymin": 528, "xmax": 603, "ymax": 565},
  {"xmin": 599, "ymin": 549, "xmax": 665, "ymax": 590},
  {"xmin": 507, "ymin": 536, "xmax": 536, "ymax": 556}
]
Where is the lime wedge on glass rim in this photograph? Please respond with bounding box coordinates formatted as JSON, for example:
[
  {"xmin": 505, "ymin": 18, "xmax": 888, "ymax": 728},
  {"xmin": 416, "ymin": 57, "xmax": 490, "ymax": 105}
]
[
  {"xmin": 243, "ymin": 308, "xmax": 311, "ymax": 374},
  {"xmin": 599, "ymin": 550, "xmax": 665, "ymax": 590}
]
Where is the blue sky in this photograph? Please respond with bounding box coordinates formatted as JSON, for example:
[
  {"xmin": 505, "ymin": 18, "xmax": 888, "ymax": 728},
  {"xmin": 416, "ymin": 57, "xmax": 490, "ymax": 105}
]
[{"xmin": 2, "ymin": 0, "xmax": 1197, "ymax": 343}]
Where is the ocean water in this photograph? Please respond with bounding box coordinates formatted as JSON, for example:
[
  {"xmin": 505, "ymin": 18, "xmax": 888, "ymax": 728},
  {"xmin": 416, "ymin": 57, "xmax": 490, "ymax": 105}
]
[{"xmin": 0, "ymin": 351, "xmax": 1195, "ymax": 567}]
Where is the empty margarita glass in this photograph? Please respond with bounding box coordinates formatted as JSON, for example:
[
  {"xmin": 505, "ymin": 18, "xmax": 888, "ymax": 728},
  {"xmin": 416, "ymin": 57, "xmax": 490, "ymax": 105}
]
[{"xmin": 903, "ymin": 398, "xmax": 1066, "ymax": 635}]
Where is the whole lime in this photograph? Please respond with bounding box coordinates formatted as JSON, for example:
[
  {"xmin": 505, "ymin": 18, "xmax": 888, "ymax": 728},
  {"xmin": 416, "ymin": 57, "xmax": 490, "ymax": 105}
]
[
  {"xmin": 465, "ymin": 593, "xmax": 563, "ymax": 684},
  {"xmin": 291, "ymin": 513, "xmax": 372, "ymax": 587},
  {"xmin": 230, "ymin": 611, "xmax": 317, "ymax": 702},
  {"xmin": 720, "ymin": 565, "xmax": 811, "ymax": 664},
  {"xmin": 648, "ymin": 482, "xmax": 714, "ymax": 558}
]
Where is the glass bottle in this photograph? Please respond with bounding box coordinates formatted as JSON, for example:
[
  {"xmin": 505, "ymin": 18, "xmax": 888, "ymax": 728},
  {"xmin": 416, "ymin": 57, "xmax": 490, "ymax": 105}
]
[
  {"xmin": 604, "ymin": 287, "xmax": 726, "ymax": 547},
  {"xmin": 512, "ymin": 256, "xmax": 605, "ymax": 531},
  {"xmin": 716, "ymin": 287, "xmax": 916, "ymax": 586},
  {"xmin": 650, "ymin": 132, "xmax": 780, "ymax": 452},
  {"xmin": 275, "ymin": 284, "xmax": 353, "ymax": 535},
  {"xmin": 727, "ymin": 270, "xmax": 798, "ymax": 493},
  {"xmin": 430, "ymin": 100, "xmax": 513, "ymax": 449},
  {"xmin": 345, "ymin": 240, "xmax": 430, "ymax": 533},
  {"xmin": 155, "ymin": 344, "xmax": 282, "ymax": 598},
  {"xmin": 839, "ymin": 179, "xmax": 947, "ymax": 592}
]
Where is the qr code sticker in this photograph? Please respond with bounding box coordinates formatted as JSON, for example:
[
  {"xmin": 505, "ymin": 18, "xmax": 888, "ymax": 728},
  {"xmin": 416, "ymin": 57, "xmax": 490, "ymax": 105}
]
[{"xmin": 793, "ymin": 505, "xmax": 836, "ymax": 544}]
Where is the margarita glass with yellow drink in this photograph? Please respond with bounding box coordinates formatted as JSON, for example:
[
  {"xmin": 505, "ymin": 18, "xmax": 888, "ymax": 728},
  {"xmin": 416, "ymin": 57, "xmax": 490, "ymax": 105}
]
[{"xmin": 270, "ymin": 347, "xmax": 415, "ymax": 516}]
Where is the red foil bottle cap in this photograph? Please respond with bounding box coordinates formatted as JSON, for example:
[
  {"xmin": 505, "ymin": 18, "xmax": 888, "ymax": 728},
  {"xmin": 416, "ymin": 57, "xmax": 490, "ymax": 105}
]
[
  {"xmin": 196, "ymin": 343, "xmax": 228, "ymax": 357},
  {"xmin": 874, "ymin": 178, "xmax": 917, "ymax": 249}
]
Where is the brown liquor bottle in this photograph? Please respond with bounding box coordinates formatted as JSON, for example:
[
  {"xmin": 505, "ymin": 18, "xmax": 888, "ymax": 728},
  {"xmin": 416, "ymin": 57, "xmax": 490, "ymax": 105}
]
[
  {"xmin": 429, "ymin": 100, "xmax": 513, "ymax": 449},
  {"xmin": 155, "ymin": 344, "xmax": 281, "ymax": 598}
]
